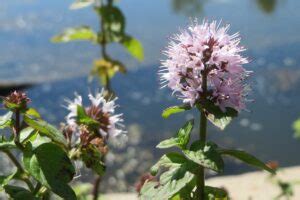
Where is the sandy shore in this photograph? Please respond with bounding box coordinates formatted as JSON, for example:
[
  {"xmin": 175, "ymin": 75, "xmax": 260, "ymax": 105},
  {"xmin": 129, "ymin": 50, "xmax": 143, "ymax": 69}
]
[{"xmin": 103, "ymin": 166, "xmax": 300, "ymax": 200}]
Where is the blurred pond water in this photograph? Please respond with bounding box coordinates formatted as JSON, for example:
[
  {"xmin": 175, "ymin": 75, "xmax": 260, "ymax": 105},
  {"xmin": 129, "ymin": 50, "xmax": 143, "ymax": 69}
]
[{"xmin": 1, "ymin": 0, "xmax": 300, "ymax": 192}]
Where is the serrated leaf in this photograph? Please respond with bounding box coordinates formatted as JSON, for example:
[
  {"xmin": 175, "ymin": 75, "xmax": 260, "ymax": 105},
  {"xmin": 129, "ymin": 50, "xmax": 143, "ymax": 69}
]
[
  {"xmin": 0, "ymin": 111, "xmax": 13, "ymax": 129},
  {"xmin": 122, "ymin": 36, "xmax": 144, "ymax": 61},
  {"xmin": 219, "ymin": 149, "xmax": 275, "ymax": 174},
  {"xmin": 23, "ymin": 143, "xmax": 76, "ymax": 199},
  {"xmin": 183, "ymin": 141, "xmax": 224, "ymax": 172},
  {"xmin": 162, "ymin": 104, "xmax": 191, "ymax": 118},
  {"xmin": 141, "ymin": 168, "xmax": 195, "ymax": 199},
  {"xmin": 198, "ymin": 101, "xmax": 238, "ymax": 130},
  {"xmin": 150, "ymin": 152, "xmax": 193, "ymax": 175},
  {"xmin": 24, "ymin": 115, "xmax": 67, "ymax": 146},
  {"xmin": 69, "ymin": 0, "xmax": 94, "ymax": 10},
  {"xmin": 52, "ymin": 26, "xmax": 97, "ymax": 43},
  {"xmin": 205, "ymin": 186, "xmax": 228, "ymax": 200}
]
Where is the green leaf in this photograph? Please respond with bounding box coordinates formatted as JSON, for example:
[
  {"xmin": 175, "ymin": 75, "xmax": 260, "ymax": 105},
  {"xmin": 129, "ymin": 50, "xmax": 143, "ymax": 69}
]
[
  {"xmin": 219, "ymin": 149, "xmax": 275, "ymax": 174},
  {"xmin": 293, "ymin": 118, "xmax": 300, "ymax": 139},
  {"xmin": 144, "ymin": 152, "xmax": 197, "ymax": 199},
  {"xmin": 0, "ymin": 138, "xmax": 16, "ymax": 150},
  {"xmin": 23, "ymin": 143, "xmax": 76, "ymax": 199},
  {"xmin": 52, "ymin": 26, "xmax": 97, "ymax": 43},
  {"xmin": 198, "ymin": 101, "xmax": 238, "ymax": 130},
  {"xmin": 26, "ymin": 108, "xmax": 41, "ymax": 119},
  {"xmin": 177, "ymin": 119, "xmax": 194, "ymax": 149},
  {"xmin": 183, "ymin": 141, "xmax": 224, "ymax": 172},
  {"xmin": 162, "ymin": 104, "xmax": 191, "ymax": 118},
  {"xmin": 150, "ymin": 152, "xmax": 195, "ymax": 175},
  {"xmin": 0, "ymin": 111, "xmax": 13, "ymax": 129},
  {"xmin": 96, "ymin": 6, "xmax": 125, "ymax": 43},
  {"xmin": 156, "ymin": 137, "xmax": 180, "ymax": 149},
  {"xmin": 69, "ymin": 0, "xmax": 94, "ymax": 10},
  {"xmin": 121, "ymin": 36, "xmax": 144, "ymax": 61},
  {"xmin": 157, "ymin": 120, "xmax": 194, "ymax": 150},
  {"xmin": 76, "ymin": 105, "xmax": 99, "ymax": 127},
  {"xmin": 0, "ymin": 170, "xmax": 19, "ymax": 190},
  {"xmin": 24, "ymin": 115, "xmax": 67, "ymax": 146},
  {"xmin": 141, "ymin": 167, "xmax": 195, "ymax": 200},
  {"xmin": 204, "ymin": 186, "xmax": 228, "ymax": 200},
  {"xmin": 4, "ymin": 185, "xmax": 37, "ymax": 200},
  {"xmin": 20, "ymin": 127, "xmax": 38, "ymax": 144},
  {"xmin": 81, "ymin": 145, "xmax": 106, "ymax": 176}
]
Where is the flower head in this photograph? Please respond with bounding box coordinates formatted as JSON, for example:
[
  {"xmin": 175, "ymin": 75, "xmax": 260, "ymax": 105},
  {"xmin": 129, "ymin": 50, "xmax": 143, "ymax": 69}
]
[
  {"xmin": 160, "ymin": 20, "xmax": 251, "ymax": 112},
  {"xmin": 4, "ymin": 91, "xmax": 30, "ymax": 110},
  {"xmin": 65, "ymin": 89, "xmax": 125, "ymax": 142}
]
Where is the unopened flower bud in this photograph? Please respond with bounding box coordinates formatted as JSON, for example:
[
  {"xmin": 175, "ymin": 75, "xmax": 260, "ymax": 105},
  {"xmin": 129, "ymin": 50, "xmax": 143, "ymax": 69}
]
[{"xmin": 4, "ymin": 91, "xmax": 30, "ymax": 111}]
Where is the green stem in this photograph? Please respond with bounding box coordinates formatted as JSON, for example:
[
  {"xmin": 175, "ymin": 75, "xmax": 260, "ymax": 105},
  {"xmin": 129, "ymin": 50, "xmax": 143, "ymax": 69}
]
[
  {"xmin": 197, "ymin": 110, "xmax": 207, "ymax": 199},
  {"xmin": 4, "ymin": 150, "xmax": 34, "ymax": 191},
  {"xmin": 196, "ymin": 64, "xmax": 208, "ymax": 199},
  {"xmin": 92, "ymin": 176, "xmax": 101, "ymax": 200}
]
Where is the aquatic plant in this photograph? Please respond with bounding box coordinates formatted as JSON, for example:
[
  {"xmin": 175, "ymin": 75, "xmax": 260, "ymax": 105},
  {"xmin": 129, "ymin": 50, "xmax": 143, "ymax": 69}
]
[
  {"xmin": 140, "ymin": 20, "xmax": 275, "ymax": 199},
  {"xmin": 0, "ymin": 90, "xmax": 124, "ymax": 199}
]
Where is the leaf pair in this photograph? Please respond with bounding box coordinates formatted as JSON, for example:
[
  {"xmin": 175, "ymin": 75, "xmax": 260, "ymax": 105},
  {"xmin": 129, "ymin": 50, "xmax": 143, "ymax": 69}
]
[{"xmin": 162, "ymin": 100, "xmax": 238, "ymax": 130}]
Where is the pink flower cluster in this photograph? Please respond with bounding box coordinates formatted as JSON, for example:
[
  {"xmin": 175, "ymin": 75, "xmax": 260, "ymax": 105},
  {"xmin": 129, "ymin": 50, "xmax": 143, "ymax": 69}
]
[{"xmin": 160, "ymin": 20, "xmax": 251, "ymax": 112}]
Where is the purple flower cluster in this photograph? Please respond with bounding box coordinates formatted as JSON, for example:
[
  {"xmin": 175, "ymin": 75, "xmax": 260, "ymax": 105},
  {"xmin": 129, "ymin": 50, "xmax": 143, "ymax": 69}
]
[{"xmin": 160, "ymin": 20, "xmax": 251, "ymax": 112}]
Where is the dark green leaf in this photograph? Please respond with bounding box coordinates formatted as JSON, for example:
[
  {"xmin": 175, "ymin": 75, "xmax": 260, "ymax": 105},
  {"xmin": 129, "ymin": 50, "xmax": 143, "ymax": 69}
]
[
  {"xmin": 0, "ymin": 111, "xmax": 13, "ymax": 129},
  {"xmin": 4, "ymin": 185, "xmax": 37, "ymax": 200},
  {"xmin": 121, "ymin": 36, "xmax": 144, "ymax": 61},
  {"xmin": 96, "ymin": 6, "xmax": 125, "ymax": 43},
  {"xmin": 141, "ymin": 168, "xmax": 195, "ymax": 200},
  {"xmin": 0, "ymin": 170, "xmax": 18, "ymax": 189},
  {"xmin": 219, "ymin": 149, "xmax": 275, "ymax": 174},
  {"xmin": 0, "ymin": 138, "xmax": 16, "ymax": 150},
  {"xmin": 198, "ymin": 101, "xmax": 238, "ymax": 130},
  {"xmin": 81, "ymin": 145, "xmax": 106, "ymax": 176},
  {"xmin": 52, "ymin": 26, "xmax": 97, "ymax": 43},
  {"xmin": 23, "ymin": 143, "xmax": 76, "ymax": 199},
  {"xmin": 24, "ymin": 115, "xmax": 67, "ymax": 146},
  {"xmin": 76, "ymin": 105, "xmax": 99, "ymax": 128},
  {"xmin": 204, "ymin": 186, "xmax": 228, "ymax": 200},
  {"xmin": 162, "ymin": 104, "xmax": 191, "ymax": 118},
  {"xmin": 150, "ymin": 152, "xmax": 192, "ymax": 175},
  {"xmin": 183, "ymin": 141, "xmax": 224, "ymax": 172}
]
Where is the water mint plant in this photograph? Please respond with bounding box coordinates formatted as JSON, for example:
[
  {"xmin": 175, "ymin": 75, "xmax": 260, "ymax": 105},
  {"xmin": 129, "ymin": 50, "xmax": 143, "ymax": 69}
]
[
  {"xmin": 0, "ymin": 90, "xmax": 124, "ymax": 199},
  {"xmin": 141, "ymin": 20, "xmax": 275, "ymax": 199}
]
